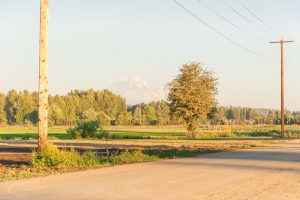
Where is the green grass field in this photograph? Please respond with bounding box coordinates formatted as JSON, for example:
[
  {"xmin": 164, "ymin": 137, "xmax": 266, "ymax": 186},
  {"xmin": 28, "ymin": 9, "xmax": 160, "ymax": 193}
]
[{"xmin": 0, "ymin": 125, "xmax": 300, "ymax": 140}]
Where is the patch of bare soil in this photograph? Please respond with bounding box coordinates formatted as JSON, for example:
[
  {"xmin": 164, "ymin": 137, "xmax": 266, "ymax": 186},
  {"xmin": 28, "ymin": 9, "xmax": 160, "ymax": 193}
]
[{"xmin": 0, "ymin": 154, "xmax": 31, "ymax": 166}]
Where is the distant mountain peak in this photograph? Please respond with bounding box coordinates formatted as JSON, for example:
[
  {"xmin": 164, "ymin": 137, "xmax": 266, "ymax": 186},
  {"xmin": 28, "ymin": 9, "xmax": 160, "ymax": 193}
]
[{"xmin": 109, "ymin": 78, "xmax": 164, "ymax": 105}]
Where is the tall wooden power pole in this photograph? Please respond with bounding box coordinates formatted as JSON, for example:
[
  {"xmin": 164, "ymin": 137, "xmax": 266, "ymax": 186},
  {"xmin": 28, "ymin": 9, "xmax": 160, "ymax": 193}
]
[
  {"xmin": 270, "ymin": 40, "xmax": 293, "ymax": 138},
  {"xmin": 38, "ymin": 0, "xmax": 49, "ymax": 149}
]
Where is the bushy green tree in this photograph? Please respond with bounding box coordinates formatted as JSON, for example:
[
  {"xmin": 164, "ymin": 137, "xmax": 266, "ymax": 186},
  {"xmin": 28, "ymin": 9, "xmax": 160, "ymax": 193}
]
[
  {"xmin": 5, "ymin": 90, "xmax": 18, "ymax": 124},
  {"xmin": 117, "ymin": 112, "xmax": 133, "ymax": 125},
  {"xmin": 0, "ymin": 93, "xmax": 7, "ymax": 125},
  {"xmin": 49, "ymin": 105, "xmax": 64, "ymax": 126},
  {"xmin": 133, "ymin": 106, "xmax": 142, "ymax": 125},
  {"xmin": 146, "ymin": 105, "xmax": 157, "ymax": 125},
  {"xmin": 15, "ymin": 90, "xmax": 36, "ymax": 124},
  {"xmin": 97, "ymin": 111, "xmax": 111, "ymax": 125},
  {"xmin": 167, "ymin": 62, "xmax": 217, "ymax": 138},
  {"xmin": 79, "ymin": 108, "xmax": 98, "ymax": 121}
]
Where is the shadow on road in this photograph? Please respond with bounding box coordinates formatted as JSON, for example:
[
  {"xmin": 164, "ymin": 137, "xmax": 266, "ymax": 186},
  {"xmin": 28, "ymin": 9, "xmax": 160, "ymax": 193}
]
[{"xmin": 155, "ymin": 145, "xmax": 300, "ymax": 172}]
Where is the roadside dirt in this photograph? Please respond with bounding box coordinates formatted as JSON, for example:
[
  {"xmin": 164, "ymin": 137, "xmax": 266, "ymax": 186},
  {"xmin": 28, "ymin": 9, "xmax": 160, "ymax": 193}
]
[
  {"xmin": 0, "ymin": 139, "xmax": 289, "ymax": 169},
  {"xmin": 0, "ymin": 140, "xmax": 272, "ymax": 170}
]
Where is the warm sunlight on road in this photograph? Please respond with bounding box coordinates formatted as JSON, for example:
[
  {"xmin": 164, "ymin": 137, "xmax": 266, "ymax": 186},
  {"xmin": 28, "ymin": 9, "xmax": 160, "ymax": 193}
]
[{"xmin": 1, "ymin": 142, "xmax": 300, "ymax": 200}]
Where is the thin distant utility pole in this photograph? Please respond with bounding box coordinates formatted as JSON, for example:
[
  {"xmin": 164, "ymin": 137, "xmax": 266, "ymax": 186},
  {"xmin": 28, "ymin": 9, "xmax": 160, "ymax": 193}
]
[
  {"xmin": 270, "ymin": 39, "xmax": 294, "ymax": 138},
  {"xmin": 38, "ymin": 0, "xmax": 49, "ymax": 149}
]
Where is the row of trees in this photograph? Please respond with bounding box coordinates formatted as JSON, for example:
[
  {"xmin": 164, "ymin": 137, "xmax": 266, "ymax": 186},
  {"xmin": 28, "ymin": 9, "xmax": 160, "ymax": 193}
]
[
  {"xmin": 208, "ymin": 106, "xmax": 300, "ymax": 125},
  {"xmin": 0, "ymin": 89, "xmax": 300, "ymax": 127},
  {"xmin": 0, "ymin": 89, "xmax": 126, "ymax": 126}
]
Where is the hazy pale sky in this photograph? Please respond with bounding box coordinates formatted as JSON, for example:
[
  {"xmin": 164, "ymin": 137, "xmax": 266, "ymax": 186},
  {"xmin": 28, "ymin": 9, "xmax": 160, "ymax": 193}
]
[{"xmin": 1, "ymin": 0, "xmax": 300, "ymax": 110}]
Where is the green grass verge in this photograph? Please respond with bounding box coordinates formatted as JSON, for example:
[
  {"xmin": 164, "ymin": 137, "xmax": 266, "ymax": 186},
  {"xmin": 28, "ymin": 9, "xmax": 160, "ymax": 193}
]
[
  {"xmin": 143, "ymin": 149, "xmax": 217, "ymax": 158},
  {"xmin": 0, "ymin": 133, "xmax": 72, "ymax": 140},
  {"xmin": 0, "ymin": 131, "xmax": 280, "ymax": 140}
]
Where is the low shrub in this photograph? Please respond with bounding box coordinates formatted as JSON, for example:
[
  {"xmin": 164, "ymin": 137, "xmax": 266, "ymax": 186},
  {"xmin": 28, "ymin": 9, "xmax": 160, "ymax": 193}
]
[
  {"xmin": 31, "ymin": 144, "xmax": 100, "ymax": 168},
  {"xmin": 67, "ymin": 120, "xmax": 101, "ymax": 139}
]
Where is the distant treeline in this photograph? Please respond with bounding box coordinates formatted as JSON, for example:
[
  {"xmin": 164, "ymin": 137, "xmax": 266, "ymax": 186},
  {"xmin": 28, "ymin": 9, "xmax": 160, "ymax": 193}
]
[{"xmin": 0, "ymin": 89, "xmax": 299, "ymax": 126}]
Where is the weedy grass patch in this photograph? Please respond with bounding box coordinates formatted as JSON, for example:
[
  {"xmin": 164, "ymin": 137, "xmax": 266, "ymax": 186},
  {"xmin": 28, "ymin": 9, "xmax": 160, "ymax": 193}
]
[
  {"xmin": 143, "ymin": 149, "xmax": 215, "ymax": 158},
  {"xmin": 109, "ymin": 150, "xmax": 158, "ymax": 164}
]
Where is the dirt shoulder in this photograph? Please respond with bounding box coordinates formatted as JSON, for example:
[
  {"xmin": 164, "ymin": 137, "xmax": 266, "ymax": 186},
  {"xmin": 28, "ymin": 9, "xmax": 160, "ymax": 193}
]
[{"xmin": 0, "ymin": 138, "xmax": 296, "ymax": 182}]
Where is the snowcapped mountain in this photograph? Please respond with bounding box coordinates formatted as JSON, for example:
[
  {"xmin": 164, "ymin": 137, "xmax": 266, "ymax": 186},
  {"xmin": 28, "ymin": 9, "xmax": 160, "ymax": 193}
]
[{"xmin": 109, "ymin": 78, "xmax": 165, "ymax": 105}]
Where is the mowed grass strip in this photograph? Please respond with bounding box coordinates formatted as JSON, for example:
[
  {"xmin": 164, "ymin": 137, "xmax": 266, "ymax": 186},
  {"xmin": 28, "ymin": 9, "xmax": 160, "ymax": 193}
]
[
  {"xmin": 0, "ymin": 127, "xmax": 66, "ymax": 134},
  {"xmin": 0, "ymin": 133, "xmax": 72, "ymax": 140},
  {"xmin": 0, "ymin": 127, "xmax": 186, "ymax": 140},
  {"xmin": 108, "ymin": 130, "xmax": 185, "ymax": 137},
  {"xmin": 0, "ymin": 127, "xmax": 69, "ymax": 140}
]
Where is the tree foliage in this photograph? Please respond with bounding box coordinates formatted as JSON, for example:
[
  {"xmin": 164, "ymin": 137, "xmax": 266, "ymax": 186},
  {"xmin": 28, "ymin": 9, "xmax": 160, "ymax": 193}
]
[
  {"xmin": 0, "ymin": 89, "xmax": 299, "ymax": 127},
  {"xmin": 167, "ymin": 62, "xmax": 218, "ymax": 138}
]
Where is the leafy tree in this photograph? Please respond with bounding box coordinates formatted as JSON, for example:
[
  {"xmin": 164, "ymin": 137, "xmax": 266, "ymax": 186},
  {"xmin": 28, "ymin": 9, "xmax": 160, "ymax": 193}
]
[
  {"xmin": 79, "ymin": 108, "xmax": 98, "ymax": 121},
  {"xmin": 49, "ymin": 105, "xmax": 64, "ymax": 126},
  {"xmin": 117, "ymin": 112, "xmax": 133, "ymax": 125},
  {"xmin": 15, "ymin": 90, "xmax": 35, "ymax": 124},
  {"xmin": 97, "ymin": 111, "xmax": 111, "ymax": 125},
  {"xmin": 160, "ymin": 101, "xmax": 170, "ymax": 125},
  {"xmin": 133, "ymin": 106, "xmax": 142, "ymax": 125},
  {"xmin": 5, "ymin": 90, "xmax": 18, "ymax": 124},
  {"xmin": 151, "ymin": 100, "xmax": 170, "ymax": 126},
  {"xmin": 146, "ymin": 105, "xmax": 157, "ymax": 125},
  {"xmin": 207, "ymin": 107, "xmax": 218, "ymax": 125},
  {"xmin": 167, "ymin": 62, "xmax": 217, "ymax": 138},
  {"xmin": 0, "ymin": 93, "xmax": 7, "ymax": 125}
]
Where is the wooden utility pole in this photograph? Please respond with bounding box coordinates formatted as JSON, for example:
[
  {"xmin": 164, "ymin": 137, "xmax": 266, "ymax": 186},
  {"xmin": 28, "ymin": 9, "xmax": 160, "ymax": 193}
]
[
  {"xmin": 38, "ymin": 0, "xmax": 49, "ymax": 149},
  {"xmin": 270, "ymin": 40, "xmax": 294, "ymax": 138}
]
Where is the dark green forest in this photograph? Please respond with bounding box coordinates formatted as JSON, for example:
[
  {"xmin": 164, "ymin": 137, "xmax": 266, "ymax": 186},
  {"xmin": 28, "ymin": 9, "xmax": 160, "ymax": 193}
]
[{"xmin": 0, "ymin": 89, "xmax": 299, "ymax": 126}]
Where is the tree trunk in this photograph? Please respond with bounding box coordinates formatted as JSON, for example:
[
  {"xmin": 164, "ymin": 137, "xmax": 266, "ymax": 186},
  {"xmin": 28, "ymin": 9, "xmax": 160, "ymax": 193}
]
[
  {"xmin": 186, "ymin": 130, "xmax": 196, "ymax": 139},
  {"xmin": 185, "ymin": 117, "xmax": 197, "ymax": 139},
  {"xmin": 186, "ymin": 130, "xmax": 193, "ymax": 138},
  {"xmin": 38, "ymin": 0, "xmax": 49, "ymax": 150},
  {"xmin": 186, "ymin": 124, "xmax": 197, "ymax": 138}
]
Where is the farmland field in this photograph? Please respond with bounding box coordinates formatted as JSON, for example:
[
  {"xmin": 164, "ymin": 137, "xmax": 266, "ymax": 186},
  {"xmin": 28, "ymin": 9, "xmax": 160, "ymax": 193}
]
[{"xmin": 0, "ymin": 125, "xmax": 300, "ymax": 140}]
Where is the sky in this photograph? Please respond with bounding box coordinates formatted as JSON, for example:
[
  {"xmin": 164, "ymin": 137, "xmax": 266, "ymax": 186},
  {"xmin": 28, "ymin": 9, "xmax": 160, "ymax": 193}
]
[{"xmin": 1, "ymin": 0, "xmax": 300, "ymax": 110}]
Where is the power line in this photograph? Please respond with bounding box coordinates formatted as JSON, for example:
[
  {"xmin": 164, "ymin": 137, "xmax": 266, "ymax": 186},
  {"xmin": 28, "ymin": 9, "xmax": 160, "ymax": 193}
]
[
  {"xmin": 196, "ymin": 0, "xmax": 268, "ymax": 41},
  {"xmin": 294, "ymin": 43, "xmax": 300, "ymax": 52},
  {"xmin": 237, "ymin": 0, "xmax": 285, "ymax": 38},
  {"xmin": 173, "ymin": 0, "xmax": 275, "ymax": 61},
  {"xmin": 236, "ymin": 0, "xmax": 299, "ymax": 59},
  {"xmin": 221, "ymin": 0, "xmax": 273, "ymax": 37},
  {"xmin": 285, "ymin": 56, "xmax": 300, "ymax": 73},
  {"xmin": 286, "ymin": 47, "xmax": 300, "ymax": 60},
  {"xmin": 285, "ymin": 63, "xmax": 300, "ymax": 77}
]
